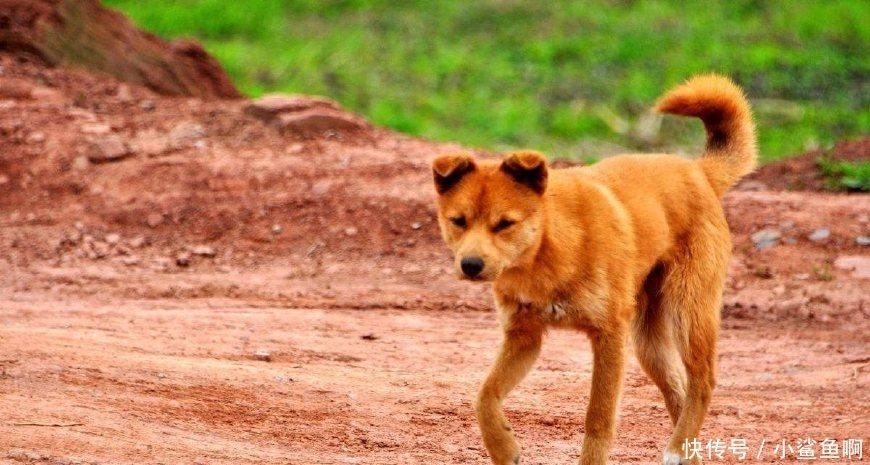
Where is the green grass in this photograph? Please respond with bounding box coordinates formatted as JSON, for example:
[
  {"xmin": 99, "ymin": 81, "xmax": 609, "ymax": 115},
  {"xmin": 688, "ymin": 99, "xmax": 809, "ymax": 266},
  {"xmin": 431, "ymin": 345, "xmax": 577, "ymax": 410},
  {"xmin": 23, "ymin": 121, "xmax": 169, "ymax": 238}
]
[
  {"xmin": 817, "ymin": 158, "xmax": 870, "ymax": 191},
  {"xmin": 103, "ymin": 0, "xmax": 869, "ymax": 162}
]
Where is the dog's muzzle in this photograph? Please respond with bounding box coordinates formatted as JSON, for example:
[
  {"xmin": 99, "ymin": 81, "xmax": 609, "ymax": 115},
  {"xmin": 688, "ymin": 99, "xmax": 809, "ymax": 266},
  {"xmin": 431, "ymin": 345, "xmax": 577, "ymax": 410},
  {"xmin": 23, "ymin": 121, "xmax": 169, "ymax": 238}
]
[{"xmin": 460, "ymin": 256, "xmax": 485, "ymax": 279}]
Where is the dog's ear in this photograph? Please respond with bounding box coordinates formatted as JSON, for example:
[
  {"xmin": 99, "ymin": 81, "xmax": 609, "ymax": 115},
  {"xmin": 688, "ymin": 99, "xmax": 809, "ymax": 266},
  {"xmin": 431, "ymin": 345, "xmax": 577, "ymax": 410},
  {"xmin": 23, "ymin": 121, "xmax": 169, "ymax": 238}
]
[
  {"xmin": 500, "ymin": 150, "xmax": 548, "ymax": 194},
  {"xmin": 432, "ymin": 153, "xmax": 476, "ymax": 194}
]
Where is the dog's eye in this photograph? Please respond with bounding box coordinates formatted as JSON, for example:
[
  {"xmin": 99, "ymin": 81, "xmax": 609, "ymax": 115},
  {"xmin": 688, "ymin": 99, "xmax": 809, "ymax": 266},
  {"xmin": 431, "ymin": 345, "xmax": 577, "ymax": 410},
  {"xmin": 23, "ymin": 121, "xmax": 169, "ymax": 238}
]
[
  {"xmin": 450, "ymin": 216, "xmax": 467, "ymax": 228},
  {"xmin": 493, "ymin": 218, "xmax": 516, "ymax": 232}
]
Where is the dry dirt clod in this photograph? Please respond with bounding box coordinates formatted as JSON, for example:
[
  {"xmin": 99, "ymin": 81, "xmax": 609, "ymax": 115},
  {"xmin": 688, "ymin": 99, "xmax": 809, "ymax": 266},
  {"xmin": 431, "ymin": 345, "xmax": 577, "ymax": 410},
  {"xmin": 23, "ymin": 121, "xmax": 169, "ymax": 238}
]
[
  {"xmin": 87, "ymin": 135, "xmax": 133, "ymax": 163},
  {"xmin": 80, "ymin": 123, "xmax": 112, "ymax": 135},
  {"xmin": 190, "ymin": 245, "xmax": 216, "ymax": 257},
  {"xmin": 121, "ymin": 256, "xmax": 141, "ymax": 266},
  {"xmin": 146, "ymin": 213, "xmax": 163, "ymax": 228},
  {"xmin": 169, "ymin": 121, "xmax": 205, "ymax": 148},
  {"xmin": 175, "ymin": 251, "xmax": 191, "ymax": 267},
  {"xmin": 129, "ymin": 236, "xmax": 147, "ymax": 248},
  {"xmin": 253, "ymin": 350, "xmax": 272, "ymax": 362},
  {"xmin": 245, "ymin": 94, "xmax": 341, "ymax": 119}
]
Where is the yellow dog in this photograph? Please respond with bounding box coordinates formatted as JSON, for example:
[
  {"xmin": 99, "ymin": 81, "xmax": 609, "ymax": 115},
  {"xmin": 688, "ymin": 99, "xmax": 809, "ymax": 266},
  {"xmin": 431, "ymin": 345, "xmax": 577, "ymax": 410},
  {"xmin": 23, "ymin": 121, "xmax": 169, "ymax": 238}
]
[{"xmin": 431, "ymin": 75, "xmax": 756, "ymax": 465}]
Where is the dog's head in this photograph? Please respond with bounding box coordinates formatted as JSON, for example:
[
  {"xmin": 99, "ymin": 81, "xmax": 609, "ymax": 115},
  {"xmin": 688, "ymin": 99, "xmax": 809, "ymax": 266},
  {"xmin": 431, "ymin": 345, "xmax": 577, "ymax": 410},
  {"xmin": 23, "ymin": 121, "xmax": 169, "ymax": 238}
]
[{"xmin": 432, "ymin": 150, "xmax": 548, "ymax": 281}]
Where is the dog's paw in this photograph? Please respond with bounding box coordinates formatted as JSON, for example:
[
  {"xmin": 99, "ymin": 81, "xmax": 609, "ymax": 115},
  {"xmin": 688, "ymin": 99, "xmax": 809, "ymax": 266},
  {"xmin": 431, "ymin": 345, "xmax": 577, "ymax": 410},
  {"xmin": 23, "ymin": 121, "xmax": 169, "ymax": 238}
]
[{"xmin": 662, "ymin": 451, "xmax": 686, "ymax": 465}]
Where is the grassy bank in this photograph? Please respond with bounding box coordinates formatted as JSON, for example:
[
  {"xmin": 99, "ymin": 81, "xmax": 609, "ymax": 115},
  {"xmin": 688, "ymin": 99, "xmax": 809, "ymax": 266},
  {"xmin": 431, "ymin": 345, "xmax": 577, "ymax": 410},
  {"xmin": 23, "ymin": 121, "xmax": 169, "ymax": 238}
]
[{"xmin": 104, "ymin": 0, "xmax": 869, "ymax": 162}]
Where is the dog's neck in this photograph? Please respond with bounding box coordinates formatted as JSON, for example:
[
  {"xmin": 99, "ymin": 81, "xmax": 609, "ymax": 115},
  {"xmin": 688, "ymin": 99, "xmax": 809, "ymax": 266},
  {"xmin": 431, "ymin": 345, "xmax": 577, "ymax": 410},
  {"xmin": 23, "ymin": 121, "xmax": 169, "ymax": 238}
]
[{"xmin": 495, "ymin": 211, "xmax": 585, "ymax": 305}]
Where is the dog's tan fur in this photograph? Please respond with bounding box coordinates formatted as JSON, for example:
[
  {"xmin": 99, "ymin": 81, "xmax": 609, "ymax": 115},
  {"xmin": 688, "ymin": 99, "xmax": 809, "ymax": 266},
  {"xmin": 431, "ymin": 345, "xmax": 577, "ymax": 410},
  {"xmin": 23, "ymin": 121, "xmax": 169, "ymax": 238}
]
[{"xmin": 431, "ymin": 75, "xmax": 756, "ymax": 465}]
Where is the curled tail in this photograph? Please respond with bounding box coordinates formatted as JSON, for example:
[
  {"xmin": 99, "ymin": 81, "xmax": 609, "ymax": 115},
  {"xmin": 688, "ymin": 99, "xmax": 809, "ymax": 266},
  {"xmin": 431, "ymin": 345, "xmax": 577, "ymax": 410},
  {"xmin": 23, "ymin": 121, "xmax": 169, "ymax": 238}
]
[{"xmin": 656, "ymin": 74, "xmax": 758, "ymax": 197}]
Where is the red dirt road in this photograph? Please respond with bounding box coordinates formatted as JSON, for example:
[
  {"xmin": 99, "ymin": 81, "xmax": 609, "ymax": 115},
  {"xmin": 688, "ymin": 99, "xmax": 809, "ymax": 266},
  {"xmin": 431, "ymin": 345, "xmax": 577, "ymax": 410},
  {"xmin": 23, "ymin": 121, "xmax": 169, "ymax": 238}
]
[{"xmin": 1, "ymin": 298, "xmax": 867, "ymax": 464}]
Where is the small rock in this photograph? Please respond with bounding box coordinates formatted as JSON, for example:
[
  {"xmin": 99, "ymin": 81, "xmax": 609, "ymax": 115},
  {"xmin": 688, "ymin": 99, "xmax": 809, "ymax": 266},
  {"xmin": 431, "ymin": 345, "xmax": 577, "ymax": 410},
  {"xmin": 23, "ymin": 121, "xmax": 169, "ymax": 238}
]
[
  {"xmin": 63, "ymin": 229, "xmax": 82, "ymax": 245},
  {"xmin": 253, "ymin": 349, "xmax": 272, "ymax": 362},
  {"xmin": 857, "ymin": 236, "xmax": 870, "ymax": 246},
  {"xmin": 360, "ymin": 333, "xmax": 379, "ymax": 341},
  {"xmin": 344, "ymin": 226, "xmax": 358, "ymax": 236},
  {"xmin": 121, "ymin": 256, "xmax": 141, "ymax": 266},
  {"xmin": 139, "ymin": 100, "xmax": 155, "ymax": 111},
  {"xmin": 775, "ymin": 297, "xmax": 808, "ymax": 314},
  {"xmin": 311, "ymin": 179, "xmax": 332, "ymax": 196},
  {"xmin": 0, "ymin": 77, "xmax": 34, "ymax": 99},
  {"xmin": 72, "ymin": 155, "xmax": 90, "ymax": 170},
  {"xmin": 80, "ymin": 123, "xmax": 112, "ymax": 135},
  {"xmin": 88, "ymin": 241, "xmax": 110, "ymax": 259},
  {"xmin": 833, "ymin": 256, "xmax": 870, "ymax": 279},
  {"xmin": 751, "ymin": 228, "xmax": 781, "ymax": 251},
  {"xmin": 30, "ymin": 86, "xmax": 64, "ymax": 103},
  {"xmin": 67, "ymin": 107, "xmax": 97, "ymax": 121},
  {"xmin": 410, "ymin": 221, "xmax": 423, "ymax": 230},
  {"xmin": 190, "ymin": 245, "xmax": 216, "ymax": 257},
  {"xmin": 808, "ymin": 228, "xmax": 830, "ymax": 242},
  {"xmin": 87, "ymin": 135, "xmax": 132, "ymax": 163},
  {"xmin": 441, "ymin": 443, "xmax": 460, "ymax": 454},
  {"xmin": 245, "ymin": 94, "xmax": 341, "ymax": 121},
  {"xmin": 105, "ymin": 233, "xmax": 121, "ymax": 245},
  {"xmin": 151, "ymin": 257, "xmax": 172, "ymax": 271},
  {"xmin": 130, "ymin": 129, "xmax": 170, "ymax": 157},
  {"xmin": 175, "ymin": 251, "xmax": 191, "ymax": 267},
  {"xmin": 25, "ymin": 131, "xmax": 45, "ymax": 144},
  {"xmin": 146, "ymin": 213, "xmax": 163, "ymax": 228},
  {"xmin": 169, "ymin": 121, "xmax": 205, "ymax": 147},
  {"xmin": 274, "ymin": 110, "xmax": 369, "ymax": 136},
  {"xmin": 129, "ymin": 236, "xmax": 147, "ymax": 248},
  {"xmin": 116, "ymin": 84, "xmax": 133, "ymax": 102},
  {"xmin": 271, "ymin": 224, "xmax": 283, "ymax": 235}
]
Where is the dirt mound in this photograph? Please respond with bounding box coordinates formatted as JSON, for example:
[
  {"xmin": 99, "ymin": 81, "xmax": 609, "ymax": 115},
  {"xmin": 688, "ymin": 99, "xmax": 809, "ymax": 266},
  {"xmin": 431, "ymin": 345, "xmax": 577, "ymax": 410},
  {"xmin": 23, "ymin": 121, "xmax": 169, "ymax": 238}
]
[
  {"xmin": 1, "ymin": 46, "xmax": 867, "ymax": 317},
  {"xmin": 0, "ymin": 0, "xmax": 239, "ymax": 98},
  {"xmin": 741, "ymin": 138, "xmax": 869, "ymax": 192}
]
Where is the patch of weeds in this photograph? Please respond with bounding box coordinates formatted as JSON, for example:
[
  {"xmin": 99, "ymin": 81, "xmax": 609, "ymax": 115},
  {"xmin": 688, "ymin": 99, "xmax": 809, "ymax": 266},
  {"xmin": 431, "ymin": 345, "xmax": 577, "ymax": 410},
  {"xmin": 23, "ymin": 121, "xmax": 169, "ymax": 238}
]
[
  {"xmin": 812, "ymin": 264, "xmax": 834, "ymax": 282},
  {"xmin": 817, "ymin": 158, "xmax": 870, "ymax": 192},
  {"xmin": 753, "ymin": 265, "xmax": 774, "ymax": 279}
]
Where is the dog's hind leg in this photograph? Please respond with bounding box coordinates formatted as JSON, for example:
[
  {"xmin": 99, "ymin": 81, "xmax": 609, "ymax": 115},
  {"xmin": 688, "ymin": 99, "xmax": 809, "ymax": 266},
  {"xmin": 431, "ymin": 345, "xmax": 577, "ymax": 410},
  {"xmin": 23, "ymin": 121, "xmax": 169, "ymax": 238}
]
[
  {"xmin": 633, "ymin": 263, "xmax": 687, "ymax": 426},
  {"xmin": 659, "ymin": 232, "xmax": 729, "ymax": 465},
  {"xmin": 476, "ymin": 312, "xmax": 544, "ymax": 465}
]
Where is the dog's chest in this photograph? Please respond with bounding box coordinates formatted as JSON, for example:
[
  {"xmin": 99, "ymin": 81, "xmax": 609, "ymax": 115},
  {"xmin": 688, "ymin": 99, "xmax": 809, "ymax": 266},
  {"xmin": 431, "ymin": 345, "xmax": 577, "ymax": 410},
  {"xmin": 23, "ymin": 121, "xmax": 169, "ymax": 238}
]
[{"xmin": 510, "ymin": 292, "xmax": 602, "ymax": 329}]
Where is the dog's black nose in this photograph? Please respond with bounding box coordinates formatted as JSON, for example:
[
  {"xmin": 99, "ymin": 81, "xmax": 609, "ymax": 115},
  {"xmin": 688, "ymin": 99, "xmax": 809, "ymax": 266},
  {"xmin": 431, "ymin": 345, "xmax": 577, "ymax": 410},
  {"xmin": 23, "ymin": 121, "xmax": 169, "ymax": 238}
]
[{"xmin": 460, "ymin": 256, "xmax": 485, "ymax": 278}]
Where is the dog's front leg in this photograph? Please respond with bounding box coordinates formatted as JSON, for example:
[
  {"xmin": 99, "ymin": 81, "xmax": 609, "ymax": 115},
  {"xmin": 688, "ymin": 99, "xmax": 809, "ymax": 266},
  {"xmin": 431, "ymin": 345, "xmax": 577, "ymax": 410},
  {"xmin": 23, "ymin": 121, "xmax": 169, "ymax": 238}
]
[
  {"xmin": 476, "ymin": 314, "xmax": 544, "ymax": 465},
  {"xmin": 579, "ymin": 325, "xmax": 627, "ymax": 465}
]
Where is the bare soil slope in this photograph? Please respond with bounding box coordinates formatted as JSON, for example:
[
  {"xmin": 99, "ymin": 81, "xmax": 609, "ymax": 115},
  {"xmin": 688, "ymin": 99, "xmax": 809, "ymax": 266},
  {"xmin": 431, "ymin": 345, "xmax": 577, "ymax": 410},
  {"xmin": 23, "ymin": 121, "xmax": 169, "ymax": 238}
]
[{"xmin": 0, "ymin": 30, "xmax": 868, "ymax": 465}]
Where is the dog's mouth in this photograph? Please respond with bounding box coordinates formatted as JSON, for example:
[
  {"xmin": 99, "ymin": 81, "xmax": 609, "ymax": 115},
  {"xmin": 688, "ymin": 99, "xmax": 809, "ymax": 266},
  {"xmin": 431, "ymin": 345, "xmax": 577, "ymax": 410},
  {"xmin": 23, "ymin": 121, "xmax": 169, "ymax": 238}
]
[{"xmin": 459, "ymin": 273, "xmax": 492, "ymax": 282}]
